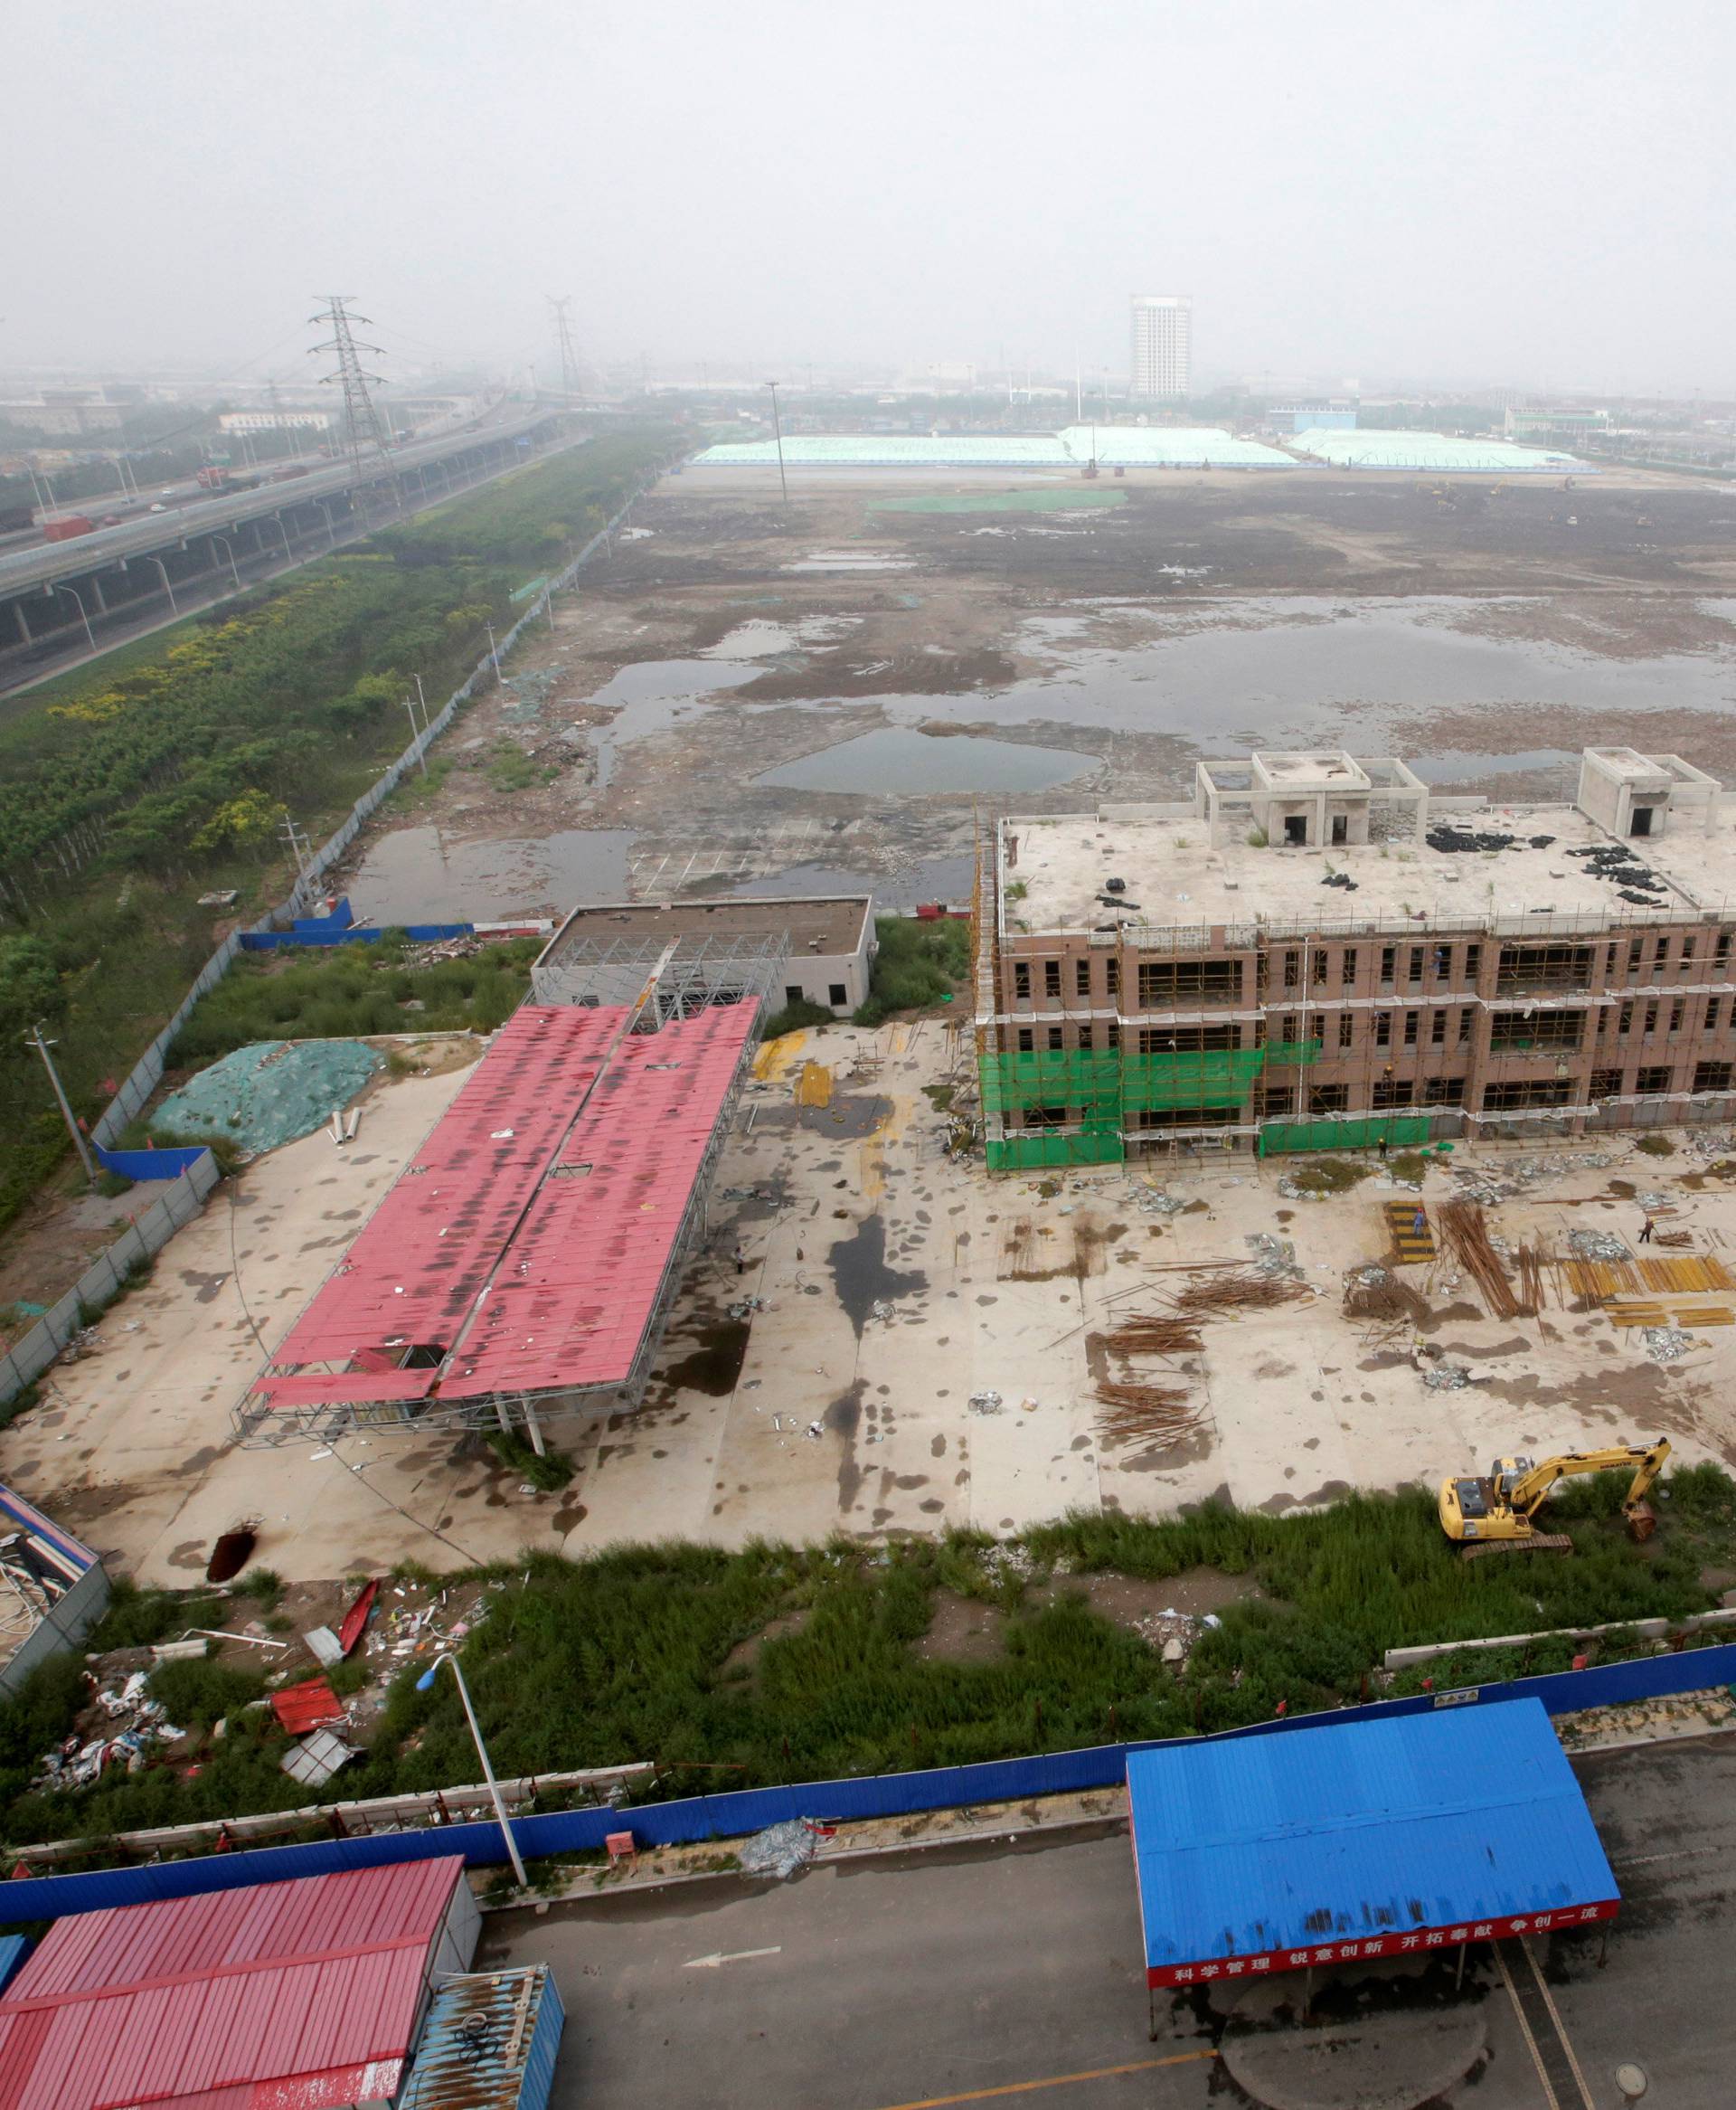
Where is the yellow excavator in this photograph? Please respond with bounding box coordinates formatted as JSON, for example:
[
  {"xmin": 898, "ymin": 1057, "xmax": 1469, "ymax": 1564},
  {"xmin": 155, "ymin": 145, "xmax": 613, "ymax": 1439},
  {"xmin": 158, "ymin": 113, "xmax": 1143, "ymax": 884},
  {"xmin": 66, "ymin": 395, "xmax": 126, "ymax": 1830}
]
[{"xmin": 1438, "ymin": 1440, "xmax": 1671, "ymax": 1557}]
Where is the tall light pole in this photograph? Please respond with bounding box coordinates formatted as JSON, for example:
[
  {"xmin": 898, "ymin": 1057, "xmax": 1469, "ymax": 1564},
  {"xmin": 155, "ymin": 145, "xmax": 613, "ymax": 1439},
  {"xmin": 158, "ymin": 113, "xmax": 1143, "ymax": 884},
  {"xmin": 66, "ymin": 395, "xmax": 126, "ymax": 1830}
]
[
  {"xmin": 210, "ymin": 535, "xmax": 242, "ymax": 592},
  {"xmin": 417, "ymin": 1652, "xmax": 528, "ymax": 1888},
  {"xmin": 485, "ymin": 622, "xmax": 503, "ymax": 685},
  {"xmin": 27, "ymin": 1025, "xmax": 98, "ymax": 1187},
  {"xmin": 765, "ymin": 381, "xmax": 788, "ymax": 503},
  {"xmin": 45, "ymin": 582, "xmax": 95, "ymax": 653}
]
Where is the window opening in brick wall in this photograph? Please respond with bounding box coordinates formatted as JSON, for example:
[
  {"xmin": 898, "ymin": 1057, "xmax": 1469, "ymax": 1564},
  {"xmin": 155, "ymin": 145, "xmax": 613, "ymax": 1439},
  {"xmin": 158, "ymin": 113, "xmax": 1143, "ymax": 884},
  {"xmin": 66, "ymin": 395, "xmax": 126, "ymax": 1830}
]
[
  {"xmin": 1137, "ymin": 960, "xmax": 1241, "ymax": 1005},
  {"xmin": 1482, "ymin": 1078, "xmax": 1574, "ymax": 1111}
]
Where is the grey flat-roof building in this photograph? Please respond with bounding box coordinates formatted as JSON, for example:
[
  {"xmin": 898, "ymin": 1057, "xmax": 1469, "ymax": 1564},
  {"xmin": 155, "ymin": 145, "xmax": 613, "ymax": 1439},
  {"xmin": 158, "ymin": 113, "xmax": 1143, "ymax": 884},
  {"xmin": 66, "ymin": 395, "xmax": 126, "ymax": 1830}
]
[{"xmin": 533, "ymin": 895, "xmax": 875, "ymax": 1018}]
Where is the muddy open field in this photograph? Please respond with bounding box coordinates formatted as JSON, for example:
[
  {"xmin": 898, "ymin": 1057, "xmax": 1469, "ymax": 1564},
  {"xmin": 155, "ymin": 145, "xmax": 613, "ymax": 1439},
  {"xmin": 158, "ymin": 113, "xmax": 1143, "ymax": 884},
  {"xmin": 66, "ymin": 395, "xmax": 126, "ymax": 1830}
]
[{"xmin": 332, "ymin": 467, "xmax": 1736, "ymax": 926}]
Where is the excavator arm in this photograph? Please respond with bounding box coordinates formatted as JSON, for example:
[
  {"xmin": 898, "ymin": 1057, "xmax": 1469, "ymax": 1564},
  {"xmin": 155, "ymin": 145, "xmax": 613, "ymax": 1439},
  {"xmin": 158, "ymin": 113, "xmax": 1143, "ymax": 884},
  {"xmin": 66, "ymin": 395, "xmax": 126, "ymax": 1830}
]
[{"xmin": 1505, "ymin": 1440, "xmax": 1672, "ymax": 1519}]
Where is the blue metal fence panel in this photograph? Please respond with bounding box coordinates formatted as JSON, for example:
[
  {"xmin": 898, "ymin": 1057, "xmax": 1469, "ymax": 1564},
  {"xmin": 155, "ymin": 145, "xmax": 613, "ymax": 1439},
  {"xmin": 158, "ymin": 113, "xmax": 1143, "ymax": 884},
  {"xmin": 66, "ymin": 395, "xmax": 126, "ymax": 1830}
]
[
  {"xmin": 93, "ymin": 1146, "xmax": 208, "ymax": 1181},
  {"xmin": 522, "ymin": 1968, "xmax": 565, "ymax": 2110},
  {"xmin": 238, "ymin": 922, "xmax": 476, "ymax": 951},
  {"xmin": 4, "ymin": 1643, "xmax": 1733, "ymax": 1926}
]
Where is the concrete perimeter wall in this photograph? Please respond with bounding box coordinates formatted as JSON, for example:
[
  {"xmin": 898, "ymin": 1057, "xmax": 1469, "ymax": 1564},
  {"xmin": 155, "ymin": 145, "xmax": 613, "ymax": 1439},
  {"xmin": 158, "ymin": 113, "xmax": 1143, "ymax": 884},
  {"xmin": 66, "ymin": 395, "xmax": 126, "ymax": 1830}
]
[
  {"xmin": 0, "ymin": 1150, "xmax": 222, "ymax": 1408},
  {"xmin": 3, "ymin": 1638, "xmax": 1731, "ymax": 1924}
]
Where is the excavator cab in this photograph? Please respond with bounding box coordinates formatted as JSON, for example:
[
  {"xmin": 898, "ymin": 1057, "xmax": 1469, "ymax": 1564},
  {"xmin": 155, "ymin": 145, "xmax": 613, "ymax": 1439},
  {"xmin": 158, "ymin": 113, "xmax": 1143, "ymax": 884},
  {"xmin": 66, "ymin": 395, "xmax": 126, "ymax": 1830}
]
[{"xmin": 1439, "ymin": 1440, "xmax": 1670, "ymax": 1555}]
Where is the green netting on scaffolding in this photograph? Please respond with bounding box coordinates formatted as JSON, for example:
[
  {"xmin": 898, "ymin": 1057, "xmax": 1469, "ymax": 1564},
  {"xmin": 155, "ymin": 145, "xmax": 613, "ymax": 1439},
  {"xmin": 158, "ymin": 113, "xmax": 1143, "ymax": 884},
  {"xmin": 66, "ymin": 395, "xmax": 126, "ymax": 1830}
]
[
  {"xmin": 978, "ymin": 1051, "xmax": 1125, "ymax": 1114},
  {"xmin": 151, "ymin": 1040, "xmax": 382, "ymax": 1156},
  {"xmin": 986, "ymin": 1130, "xmax": 1125, "ymax": 1172},
  {"xmin": 1258, "ymin": 1113, "xmax": 1430, "ymax": 1157}
]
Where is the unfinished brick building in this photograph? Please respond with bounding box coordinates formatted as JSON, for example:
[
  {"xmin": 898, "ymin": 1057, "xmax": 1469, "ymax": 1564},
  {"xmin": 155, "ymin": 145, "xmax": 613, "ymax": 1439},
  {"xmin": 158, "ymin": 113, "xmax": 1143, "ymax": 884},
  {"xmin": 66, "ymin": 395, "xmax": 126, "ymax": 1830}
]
[{"xmin": 976, "ymin": 747, "xmax": 1736, "ymax": 1169}]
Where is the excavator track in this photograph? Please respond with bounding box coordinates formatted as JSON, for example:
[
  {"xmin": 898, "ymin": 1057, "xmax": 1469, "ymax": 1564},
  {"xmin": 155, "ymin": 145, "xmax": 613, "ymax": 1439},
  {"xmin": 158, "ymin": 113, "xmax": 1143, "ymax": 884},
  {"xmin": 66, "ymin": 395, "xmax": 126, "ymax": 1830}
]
[{"xmin": 1460, "ymin": 1533, "xmax": 1574, "ymax": 1560}]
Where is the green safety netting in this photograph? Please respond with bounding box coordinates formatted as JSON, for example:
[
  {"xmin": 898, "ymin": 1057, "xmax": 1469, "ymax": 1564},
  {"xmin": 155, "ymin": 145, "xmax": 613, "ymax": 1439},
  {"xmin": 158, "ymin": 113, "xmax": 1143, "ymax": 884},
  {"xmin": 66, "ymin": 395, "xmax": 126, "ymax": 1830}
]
[
  {"xmin": 980, "ymin": 1040, "xmax": 1322, "ymax": 1169},
  {"xmin": 1257, "ymin": 1114, "xmax": 1431, "ymax": 1156},
  {"xmin": 151, "ymin": 1040, "xmax": 382, "ymax": 1156}
]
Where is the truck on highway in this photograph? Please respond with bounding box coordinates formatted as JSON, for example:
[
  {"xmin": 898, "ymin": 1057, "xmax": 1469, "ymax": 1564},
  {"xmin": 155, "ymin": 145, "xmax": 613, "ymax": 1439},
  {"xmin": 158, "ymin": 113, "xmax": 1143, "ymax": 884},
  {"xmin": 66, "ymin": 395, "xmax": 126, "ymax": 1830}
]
[
  {"xmin": 195, "ymin": 467, "xmax": 230, "ymax": 490},
  {"xmin": 42, "ymin": 515, "xmax": 96, "ymax": 543}
]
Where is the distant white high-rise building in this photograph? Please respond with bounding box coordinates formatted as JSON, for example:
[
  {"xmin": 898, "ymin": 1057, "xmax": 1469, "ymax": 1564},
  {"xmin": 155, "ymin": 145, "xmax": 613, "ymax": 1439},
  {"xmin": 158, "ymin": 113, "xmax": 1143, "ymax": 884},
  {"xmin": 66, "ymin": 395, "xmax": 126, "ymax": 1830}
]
[{"xmin": 1130, "ymin": 295, "xmax": 1192, "ymax": 400}]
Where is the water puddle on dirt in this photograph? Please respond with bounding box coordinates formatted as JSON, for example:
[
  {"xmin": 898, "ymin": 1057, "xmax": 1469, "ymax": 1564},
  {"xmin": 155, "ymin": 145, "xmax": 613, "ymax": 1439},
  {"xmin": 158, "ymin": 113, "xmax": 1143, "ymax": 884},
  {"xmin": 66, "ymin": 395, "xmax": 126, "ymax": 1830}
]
[
  {"xmin": 704, "ymin": 616, "xmax": 861, "ymax": 659},
  {"xmin": 1409, "ymin": 747, "xmax": 1577, "ymax": 784},
  {"xmin": 584, "ymin": 659, "xmax": 757, "ymax": 788},
  {"xmin": 983, "ymin": 596, "xmax": 1736, "ymax": 748},
  {"xmin": 346, "ymin": 824, "xmax": 637, "ymax": 923},
  {"xmin": 755, "ymin": 727, "xmax": 1098, "ymax": 795}
]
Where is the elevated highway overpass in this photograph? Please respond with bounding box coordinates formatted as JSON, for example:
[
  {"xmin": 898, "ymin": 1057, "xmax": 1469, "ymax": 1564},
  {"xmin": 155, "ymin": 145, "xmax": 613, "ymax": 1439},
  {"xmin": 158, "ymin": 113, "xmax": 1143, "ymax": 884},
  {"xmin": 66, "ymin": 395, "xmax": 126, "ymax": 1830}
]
[{"xmin": 0, "ymin": 407, "xmax": 580, "ymax": 694}]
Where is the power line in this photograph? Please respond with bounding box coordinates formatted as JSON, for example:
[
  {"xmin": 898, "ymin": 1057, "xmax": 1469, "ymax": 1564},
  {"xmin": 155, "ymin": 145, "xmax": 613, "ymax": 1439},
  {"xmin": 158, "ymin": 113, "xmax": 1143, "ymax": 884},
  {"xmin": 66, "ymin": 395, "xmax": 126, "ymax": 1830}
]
[
  {"xmin": 308, "ymin": 295, "xmax": 392, "ymax": 472},
  {"xmin": 547, "ymin": 295, "xmax": 586, "ymax": 402}
]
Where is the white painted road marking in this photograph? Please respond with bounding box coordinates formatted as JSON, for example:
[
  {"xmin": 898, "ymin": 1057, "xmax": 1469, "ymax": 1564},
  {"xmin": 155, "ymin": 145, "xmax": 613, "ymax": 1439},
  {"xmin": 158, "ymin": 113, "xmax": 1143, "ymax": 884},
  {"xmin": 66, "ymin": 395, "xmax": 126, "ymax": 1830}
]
[{"xmin": 683, "ymin": 1946, "xmax": 784, "ymax": 1970}]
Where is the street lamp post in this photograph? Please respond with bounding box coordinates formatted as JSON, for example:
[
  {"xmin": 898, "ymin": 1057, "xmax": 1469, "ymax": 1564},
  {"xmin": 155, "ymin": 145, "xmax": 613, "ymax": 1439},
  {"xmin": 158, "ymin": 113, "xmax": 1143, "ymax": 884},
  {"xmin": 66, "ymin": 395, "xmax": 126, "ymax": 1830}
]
[
  {"xmin": 26, "ymin": 1024, "xmax": 99, "ymax": 1187},
  {"xmin": 45, "ymin": 582, "xmax": 95, "ymax": 653},
  {"xmin": 416, "ymin": 1652, "xmax": 528, "ymax": 1888},
  {"xmin": 210, "ymin": 535, "xmax": 242, "ymax": 592},
  {"xmin": 765, "ymin": 381, "xmax": 788, "ymax": 503}
]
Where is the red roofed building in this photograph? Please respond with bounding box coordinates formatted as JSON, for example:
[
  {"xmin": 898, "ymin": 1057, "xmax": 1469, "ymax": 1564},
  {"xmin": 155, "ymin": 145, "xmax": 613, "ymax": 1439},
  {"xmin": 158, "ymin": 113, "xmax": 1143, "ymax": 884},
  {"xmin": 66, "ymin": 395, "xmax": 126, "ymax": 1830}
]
[{"xmin": 0, "ymin": 1858, "xmax": 478, "ymax": 2110}]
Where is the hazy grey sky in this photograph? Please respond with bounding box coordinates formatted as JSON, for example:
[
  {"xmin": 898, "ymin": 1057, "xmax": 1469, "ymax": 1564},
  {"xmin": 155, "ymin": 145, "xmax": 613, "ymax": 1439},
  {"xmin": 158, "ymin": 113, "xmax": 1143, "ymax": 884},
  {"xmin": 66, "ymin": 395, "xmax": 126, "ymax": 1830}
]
[{"xmin": 6, "ymin": 0, "xmax": 1732, "ymax": 393}]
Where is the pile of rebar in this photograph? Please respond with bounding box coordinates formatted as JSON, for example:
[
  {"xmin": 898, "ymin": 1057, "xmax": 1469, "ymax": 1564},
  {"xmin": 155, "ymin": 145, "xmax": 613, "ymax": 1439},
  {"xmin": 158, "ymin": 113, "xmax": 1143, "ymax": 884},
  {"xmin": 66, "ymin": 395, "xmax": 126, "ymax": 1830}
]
[
  {"xmin": 1514, "ymin": 1244, "xmax": 1548, "ymax": 1315},
  {"xmin": 1174, "ymin": 1273, "xmax": 1309, "ymax": 1318},
  {"xmin": 1439, "ymin": 1199, "xmax": 1527, "ymax": 1320},
  {"xmin": 1095, "ymin": 1379, "xmax": 1211, "ymax": 1446},
  {"xmin": 1101, "ymin": 1314, "xmax": 1203, "ymax": 1358}
]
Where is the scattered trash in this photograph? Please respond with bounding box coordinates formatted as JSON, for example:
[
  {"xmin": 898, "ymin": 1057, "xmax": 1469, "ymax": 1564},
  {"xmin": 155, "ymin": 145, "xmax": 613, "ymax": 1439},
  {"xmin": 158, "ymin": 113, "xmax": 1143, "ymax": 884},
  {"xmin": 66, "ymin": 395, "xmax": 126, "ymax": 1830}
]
[
  {"xmin": 869, "ymin": 1299, "xmax": 896, "ymax": 1324},
  {"xmin": 967, "ymin": 1390, "xmax": 1005, "ymax": 1415},
  {"xmin": 1570, "ymin": 1228, "xmax": 1634, "ymax": 1262},
  {"xmin": 1421, "ymin": 1362, "xmax": 1472, "ymax": 1391},
  {"xmin": 738, "ymin": 1818, "xmax": 830, "ymax": 1881},
  {"xmin": 1641, "ymin": 1327, "xmax": 1694, "ymax": 1363},
  {"xmin": 1245, "ymin": 1232, "xmax": 1301, "ymax": 1277},
  {"xmin": 1134, "ymin": 1188, "xmax": 1186, "ymax": 1218},
  {"xmin": 726, "ymin": 1296, "xmax": 766, "ymax": 1320},
  {"xmin": 303, "ymin": 1626, "xmax": 345, "ymax": 1669}
]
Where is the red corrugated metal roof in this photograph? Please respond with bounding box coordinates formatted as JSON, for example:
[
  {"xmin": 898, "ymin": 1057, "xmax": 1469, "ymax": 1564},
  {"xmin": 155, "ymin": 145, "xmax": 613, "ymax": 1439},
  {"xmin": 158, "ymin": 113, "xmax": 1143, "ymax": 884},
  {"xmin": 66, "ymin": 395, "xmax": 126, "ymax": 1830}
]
[
  {"xmin": 250, "ymin": 999, "xmax": 755, "ymax": 1411},
  {"xmin": 445, "ymin": 1002, "xmax": 758, "ymax": 1396},
  {"xmin": 269, "ymin": 1677, "xmax": 345, "ymax": 1736},
  {"xmin": 267, "ymin": 1007, "xmax": 621, "ymax": 1371},
  {"xmin": 0, "ymin": 1859, "xmax": 464, "ymax": 2110}
]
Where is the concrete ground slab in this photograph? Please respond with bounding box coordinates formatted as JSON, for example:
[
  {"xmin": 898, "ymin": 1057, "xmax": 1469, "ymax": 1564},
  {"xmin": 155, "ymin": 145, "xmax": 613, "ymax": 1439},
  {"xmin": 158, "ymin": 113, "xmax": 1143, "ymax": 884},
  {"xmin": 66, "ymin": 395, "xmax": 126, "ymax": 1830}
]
[{"xmin": 8, "ymin": 1014, "xmax": 1736, "ymax": 1586}]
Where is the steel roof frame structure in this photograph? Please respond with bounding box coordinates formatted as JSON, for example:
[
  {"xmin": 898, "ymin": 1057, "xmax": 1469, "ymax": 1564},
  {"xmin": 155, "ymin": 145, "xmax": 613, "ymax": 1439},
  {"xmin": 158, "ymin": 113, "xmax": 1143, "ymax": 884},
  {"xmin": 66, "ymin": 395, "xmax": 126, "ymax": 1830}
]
[{"xmin": 240, "ymin": 959, "xmax": 771, "ymax": 1448}]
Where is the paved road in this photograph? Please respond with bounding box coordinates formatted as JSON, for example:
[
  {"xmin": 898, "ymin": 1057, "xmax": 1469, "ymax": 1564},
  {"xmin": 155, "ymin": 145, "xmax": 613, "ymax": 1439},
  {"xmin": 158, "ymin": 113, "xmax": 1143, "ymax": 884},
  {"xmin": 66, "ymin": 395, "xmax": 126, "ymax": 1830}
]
[{"xmin": 480, "ymin": 1735, "xmax": 1736, "ymax": 2110}]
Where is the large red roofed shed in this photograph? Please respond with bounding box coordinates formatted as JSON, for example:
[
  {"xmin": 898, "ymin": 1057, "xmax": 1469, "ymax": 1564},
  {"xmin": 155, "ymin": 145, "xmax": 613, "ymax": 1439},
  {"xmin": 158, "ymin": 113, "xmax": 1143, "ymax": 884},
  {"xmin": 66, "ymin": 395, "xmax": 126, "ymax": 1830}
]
[
  {"xmin": 0, "ymin": 1857, "xmax": 478, "ymax": 2110},
  {"xmin": 247, "ymin": 998, "xmax": 759, "ymax": 1425}
]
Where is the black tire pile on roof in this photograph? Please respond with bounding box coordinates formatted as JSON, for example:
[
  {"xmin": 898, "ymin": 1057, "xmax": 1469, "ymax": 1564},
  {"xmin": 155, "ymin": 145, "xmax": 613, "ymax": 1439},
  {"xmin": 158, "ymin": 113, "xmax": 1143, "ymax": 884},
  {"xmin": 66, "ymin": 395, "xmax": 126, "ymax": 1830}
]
[{"xmin": 1561, "ymin": 841, "xmax": 1673, "ymax": 905}]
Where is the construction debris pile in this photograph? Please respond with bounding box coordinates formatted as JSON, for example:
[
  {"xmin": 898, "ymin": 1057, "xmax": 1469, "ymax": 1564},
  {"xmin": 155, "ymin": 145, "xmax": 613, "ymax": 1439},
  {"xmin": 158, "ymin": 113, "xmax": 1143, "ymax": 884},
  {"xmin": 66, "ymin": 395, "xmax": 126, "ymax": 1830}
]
[
  {"xmin": 1570, "ymin": 1227, "xmax": 1634, "ymax": 1263},
  {"xmin": 1245, "ymin": 1232, "xmax": 1302, "ymax": 1278},
  {"xmin": 1343, "ymin": 1263, "xmax": 1426, "ymax": 1324},
  {"xmin": 1133, "ymin": 1605, "xmax": 1222, "ymax": 1669},
  {"xmin": 1640, "ymin": 1326, "xmax": 1695, "ymax": 1363},
  {"xmin": 739, "ymin": 1818, "xmax": 830, "ymax": 1881},
  {"xmin": 1451, "ymin": 1151, "xmax": 1613, "ymax": 1205},
  {"xmin": 34, "ymin": 1673, "xmax": 184, "ymax": 1793}
]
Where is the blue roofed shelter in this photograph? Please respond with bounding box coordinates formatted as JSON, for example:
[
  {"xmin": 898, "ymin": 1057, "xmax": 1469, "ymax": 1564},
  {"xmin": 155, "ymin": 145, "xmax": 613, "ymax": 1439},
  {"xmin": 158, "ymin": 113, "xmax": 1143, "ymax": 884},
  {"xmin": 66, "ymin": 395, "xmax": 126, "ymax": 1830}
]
[{"xmin": 1127, "ymin": 1700, "xmax": 1618, "ymax": 2020}]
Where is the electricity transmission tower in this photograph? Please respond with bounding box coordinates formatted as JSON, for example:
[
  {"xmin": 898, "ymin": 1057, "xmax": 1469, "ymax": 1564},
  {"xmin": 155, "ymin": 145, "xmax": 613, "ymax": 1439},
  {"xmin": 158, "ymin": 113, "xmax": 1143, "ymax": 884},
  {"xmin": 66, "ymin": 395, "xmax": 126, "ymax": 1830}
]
[
  {"xmin": 548, "ymin": 296, "xmax": 586, "ymax": 402},
  {"xmin": 308, "ymin": 296, "xmax": 392, "ymax": 471}
]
